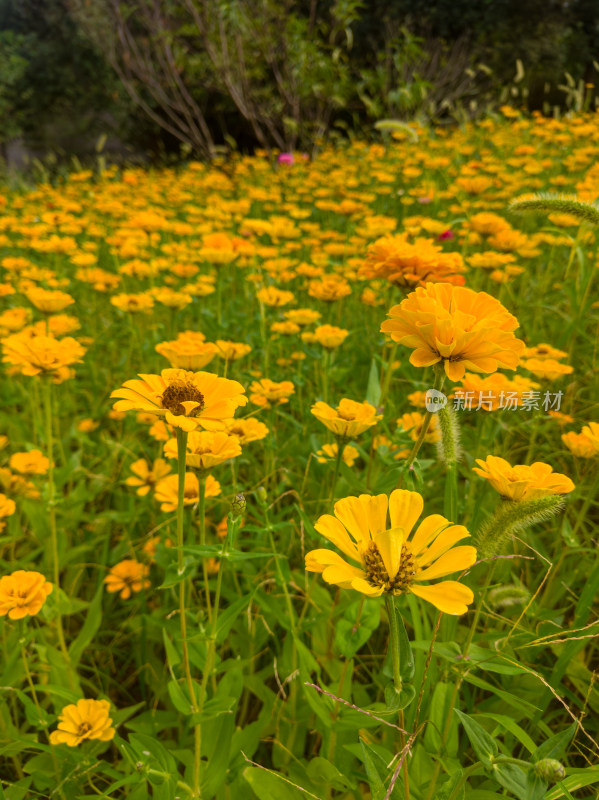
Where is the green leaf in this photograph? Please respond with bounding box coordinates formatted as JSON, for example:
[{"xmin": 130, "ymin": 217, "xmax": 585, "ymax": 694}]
[
  {"xmin": 383, "ymin": 681, "xmax": 415, "ymax": 712},
  {"xmin": 306, "ymin": 757, "xmax": 355, "ymax": 791},
  {"xmin": 533, "ymin": 723, "xmax": 575, "ymax": 761},
  {"xmin": 526, "ymin": 771, "xmax": 549, "ymax": 800},
  {"xmin": 474, "ymin": 713, "xmax": 536, "ymax": 754},
  {"xmin": 366, "ymin": 358, "xmax": 382, "ymax": 408},
  {"xmin": 492, "ymin": 762, "xmax": 529, "ymax": 800},
  {"xmin": 358, "ymin": 740, "xmax": 385, "ymax": 799},
  {"xmin": 69, "ymin": 583, "xmax": 103, "ymax": 665},
  {"xmin": 243, "ymin": 766, "xmax": 305, "ymax": 800},
  {"xmin": 545, "ymin": 769, "xmax": 599, "ymax": 799},
  {"xmin": 454, "ymin": 709, "xmax": 498, "ymax": 767}
]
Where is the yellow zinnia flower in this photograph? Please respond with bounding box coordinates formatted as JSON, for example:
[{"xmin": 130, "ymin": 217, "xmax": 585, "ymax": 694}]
[
  {"xmin": 154, "ymin": 472, "xmax": 221, "ymax": 512},
  {"xmin": 49, "ymin": 699, "xmax": 115, "ymax": 747},
  {"xmin": 562, "ymin": 422, "xmax": 599, "ymax": 458},
  {"xmin": 104, "ymin": 559, "xmax": 150, "ymax": 599},
  {"xmin": 0, "ymin": 570, "xmax": 53, "ymax": 620},
  {"xmin": 249, "ymin": 378, "xmax": 295, "ymax": 408},
  {"xmin": 125, "ymin": 458, "xmax": 172, "ymax": 496},
  {"xmin": 473, "ymin": 456, "xmax": 575, "ymax": 501},
  {"xmin": 26, "ymin": 287, "xmax": 75, "ymax": 314},
  {"xmin": 311, "ymin": 399, "xmax": 382, "ymax": 439},
  {"xmin": 111, "ymin": 369, "xmax": 247, "ymax": 432},
  {"xmin": 224, "ymin": 417, "xmax": 270, "ymax": 443},
  {"xmin": 2, "ymin": 333, "xmax": 86, "ymax": 378},
  {"xmin": 381, "ymin": 282, "xmax": 525, "ymax": 382},
  {"xmin": 312, "ymin": 324, "xmax": 349, "ymax": 349},
  {"xmin": 163, "ymin": 430, "xmax": 241, "ymax": 469},
  {"xmin": 316, "ymin": 442, "xmax": 360, "ymax": 467},
  {"xmin": 305, "ymin": 490, "xmax": 476, "ymax": 614},
  {"xmin": 155, "ymin": 338, "xmax": 218, "ymax": 370},
  {"xmin": 9, "ymin": 450, "xmax": 50, "ymax": 475}
]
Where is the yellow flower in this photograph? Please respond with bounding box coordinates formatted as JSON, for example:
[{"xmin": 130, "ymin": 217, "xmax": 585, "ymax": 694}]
[
  {"xmin": 284, "ymin": 308, "xmax": 322, "ymax": 326},
  {"xmin": 256, "ymin": 286, "xmax": 295, "ymax": 307},
  {"xmin": 110, "ymin": 293, "xmax": 155, "ymax": 313},
  {"xmin": 9, "ymin": 450, "xmax": 50, "ymax": 475},
  {"xmin": 111, "ymin": 369, "xmax": 247, "ymax": 432},
  {"xmin": 155, "ymin": 338, "xmax": 218, "ymax": 370},
  {"xmin": 521, "ymin": 343, "xmax": 569, "ymax": 360},
  {"xmin": 313, "ymin": 324, "xmax": 349, "ymax": 349},
  {"xmin": 0, "ymin": 570, "xmax": 53, "ymax": 620},
  {"xmin": 305, "ymin": 490, "xmax": 476, "ymax": 614},
  {"xmin": 308, "ymin": 276, "xmax": 352, "ymax": 302},
  {"xmin": 397, "ymin": 411, "xmax": 440, "ymax": 443},
  {"xmin": 360, "ymin": 234, "xmax": 465, "ymax": 288},
  {"xmin": 473, "ymin": 456, "xmax": 575, "ymax": 501},
  {"xmin": 249, "ymin": 378, "xmax": 295, "ymax": 408},
  {"xmin": 49, "ymin": 699, "xmax": 115, "ymax": 747},
  {"xmin": 316, "ymin": 442, "xmax": 360, "ymax": 466},
  {"xmin": 26, "ymin": 287, "xmax": 75, "ymax": 314},
  {"xmin": 104, "ymin": 559, "xmax": 150, "ymax": 599},
  {"xmin": 224, "ymin": 417, "xmax": 270, "ymax": 444},
  {"xmin": 154, "ymin": 473, "xmax": 221, "ymax": 512},
  {"xmin": 311, "ymin": 399, "xmax": 382, "ymax": 439},
  {"xmin": 215, "ymin": 341, "xmax": 252, "ymax": 361},
  {"xmin": 381, "ymin": 283, "xmax": 524, "ymax": 382},
  {"xmin": 2, "ymin": 333, "xmax": 86, "ymax": 378},
  {"xmin": 125, "ymin": 458, "xmax": 172, "ymax": 496},
  {"xmin": 271, "ymin": 321, "xmax": 300, "ymax": 335},
  {"xmin": 562, "ymin": 422, "xmax": 599, "ymax": 458},
  {"xmin": 163, "ymin": 430, "xmax": 241, "ymax": 469},
  {"xmin": 77, "ymin": 419, "xmax": 99, "ymax": 433},
  {"xmin": 522, "ymin": 358, "xmax": 573, "ymax": 381}
]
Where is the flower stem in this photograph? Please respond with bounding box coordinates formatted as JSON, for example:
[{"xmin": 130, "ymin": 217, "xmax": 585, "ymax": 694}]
[
  {"xmin": 198, "ymin": 476, "xmax": 213, "ymax": 626},
  {"xmin": 400, "ymin": 367, "xmax": 445, "ymax": 486},
  {"xmin": 385, "ymin": 595, "xmax": 402, "ymax": 693},
  {"xmin": 41, "ymin": 378, "xmax": 75, "ymax": 690},
  {"xmin": 175, "ymin": 429, "xmax": 201, "ymax": 798},
  {"xmin": 328, "ymin": 441, "xmax": 344, "ymax": 506}
]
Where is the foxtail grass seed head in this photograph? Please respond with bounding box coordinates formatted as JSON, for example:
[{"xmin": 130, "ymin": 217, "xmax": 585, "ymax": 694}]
[
  {"xmin": 473, "ymin": 495, "xmax": 566, "ymax": 557},
  {"xmin": 435, "ymin": 403, "xmax": 462, "ymax": 465}
]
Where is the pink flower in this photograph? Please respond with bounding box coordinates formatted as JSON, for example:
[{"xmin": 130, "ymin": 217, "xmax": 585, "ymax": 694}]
[
  {"xmin": 437, "ymin": 230, "xmax": 454, "ymax": 241},
  {"xmin": 277, "ymin": 153, "xmax": 294, "ymax": 165}
]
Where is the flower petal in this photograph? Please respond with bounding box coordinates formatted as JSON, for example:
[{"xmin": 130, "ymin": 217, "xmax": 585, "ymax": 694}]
[
  {"xmin": 350, "ymin": 577, "xmax": 385, "ymax": 597},
  {"xmin": 314, "ymin": 515, "xmax": 361, "ymax": 561},
  {"xmin": 373, "ymin": 529, "xmax": 403, "ymax": 580},
  {"xmin": 389, "ymin": 490, "xmax": 423, "ymax": 537},
  {"xmin": 410, "ymin": 580, "xmax": 474, "ymax": 614},
  {"xmin": 334, "ymin": 496, "xmax": 370, "ymax": 544},
  {"xmin": 414, "ymin": 546, "xmax": 477, "ymax": 581},
  {"xmin": 409, "ymin": 514, "xmax": 451, "ymax": 556},
  {"xmin": 417, "ymin": 525, "xmax": 471, "ymax": 567}
]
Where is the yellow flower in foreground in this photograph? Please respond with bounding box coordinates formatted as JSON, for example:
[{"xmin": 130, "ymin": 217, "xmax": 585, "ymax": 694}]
[
  {"xmin": 163, "ymin": 430, "xmax": 241, "ymax": 469},
  {"xmin": 473, "ymin": 456, "xmax": 575, "ymax": 501},
  {"xmin": 305, "ymin": 490, "xmax": 476, "ymax": 614},
  {"xmin": 0, "ymin": 570, "xmax": 53, "ymax": 620},
  {"xmin": 2, "ymin": 333, "xmax": 86, "ymax": 378},
  {"xmin": 9, "ymin": 450, "xmax": 50, "ymax": 475},
  {"xmin": 381, "ymin": 282, "xmax": 524, "ymax": 382},
  {"xmin": 104, "ymin": 559, "xmax": 150, "ymax": 599},
  {"xmin": 125, "ymin": 458, "xmax": 172, "ymax": 496},
  {"xmin": 311, "ymin": 399, "xmax": 382, "ymax": 439},
  {"xmin": 111, "ymin": 369, "xmax": 247, "ymax": 431},
  {"xmin": 49, "ymin": 699, "xmax": 115, "ymax": 747}
]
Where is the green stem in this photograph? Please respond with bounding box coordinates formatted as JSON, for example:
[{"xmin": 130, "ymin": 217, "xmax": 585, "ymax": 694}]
[
  {"xmin": 41, "ymin": 379, "xmax": 75, "ymax": 691},
  {"xmin": 400, "ymin": 368, "xmax": 445, "ymax": 485},
  {"xmin": 328, "ymin": 441, "xmax": 344, "ymax": 506},
  {"xmin": 385, "ymin": 595, "xmax": 402, "ymax": 693},
  {"xmin": 198, "ymin": 476, "xmax": 213, "ymax": 626},
  {"xmin": 175, "ymin": 429, "xmax": 201, "ymax": 798}
]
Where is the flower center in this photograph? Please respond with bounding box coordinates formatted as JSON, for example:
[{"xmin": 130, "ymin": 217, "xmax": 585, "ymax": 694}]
[
  {"xmin": 78, "ymin": 722, "xmax": 93, "ymax": 737},
  {"xmin": 362, "ymin": 541, "xmax": 417, "ymax": 595},
  {"xmin": 161, "ymin": 381, "xmax": 205, "ymax": 416}
]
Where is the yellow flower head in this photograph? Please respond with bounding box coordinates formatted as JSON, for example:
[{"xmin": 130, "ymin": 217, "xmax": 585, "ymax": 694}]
[
  {"xmin": 562, "ymin": 422, "xmax": 599, "ymax": 458},
  {"xmin": 163, "ymin": 430, "xmax": 241, "ymax": 469},
  {"xmin": 308, "ymin": 276, "xmax": 352, "ymax": 302},
  {"xmin": 2, "ymin": 333, "xmax": 86, "ymax": 378},
  {"xmin": 473, "ymin": 456, "xmax": 575, "ymax": 501},
  {"xmin": 0, "ymin": 570, "xmax": 53, "ymax": 620},
  {"xmin": 311, "ymin": 399, "xmax": 382, "ymax": 439},
  {"xmin": 104, "ymin": 559, "xmax": 150, "ymax": 599},
  {"xmin": 249, "ymin": 378, "xmax": 295, "ymax": 408},
  {"xmin": 284, "ymin": 308, "xmax": 322, "ymax": 326},
  {"xmin": 397, "ymin": 411, "xmax": 440, "ymax": 443},
  {"xmin": 26, "ymin": 287, "xmax": 75, "ymax": 314},
  {"xmin": 49, "ymin": 699, "xmax": 115, "ymax": 747},
  {"xmin": 154, "ymin": 472, "xmax": 220, "ymax": 512},
  {"xmin": 316, "ymin": 442, "xmax": 360, "ymax": 467},
  {"xmin": 313, "ymin": 324, "xmax": 349, "ymax": 349},
  {"xmin": 224, "ymin": 417, "xmax": 270, "ymax": 444},
  {"xmin": 381, "ymin": 282, "xmax": 525, "ymax": 382},
  {"xmin": 256, "ymin": 286, "xmax": 295, "ymax": 307},
  {"xmin": 522, "ymin": 358, "xmax": 574, "ymax": 381},
  {"xmin": 9, "ymin": 450, "xmax": 50, "ymax": 475},
  {"xmin": 360, "ymin": 234, "xmax": 465, "ymax": 288},
  {"xmin": 125, "ymin": 458, "xmax": 172, "ymax": 496},
  {"xmin": 111, "ymin": 369, "xmax": 248, "ymax": 432},
  {"xmin": 155, "ymin": 338, "xmax": 218, "ymax": 370},
  {"xmin": 305, "ymin": 490, "xmax": 476, "ymax": 614},
  {"xmin": 110, "ymin": 293, "xmax": 155, "ymax": 314},
  {"xmin": 215, "ymin": 341, "xmax": 252, "ymax": 361}
]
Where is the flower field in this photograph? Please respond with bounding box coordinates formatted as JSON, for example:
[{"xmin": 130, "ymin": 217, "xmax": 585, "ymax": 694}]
[{"xmin": 0, "ymin": 109, "xmax": 598, "ymax": 799}]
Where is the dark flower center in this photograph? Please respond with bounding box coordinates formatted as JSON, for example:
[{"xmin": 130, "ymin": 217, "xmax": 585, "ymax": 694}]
[
  {"xmin": 161, "ymin": 381, "xmax": 205, "ymax": 416},
  {"xmin": 363, "ymin": 541, "xmax": 417, "ymax": 595},
  {"xmin": 78, "ymin": 722, "xmax": 93, "ymax": 736}
]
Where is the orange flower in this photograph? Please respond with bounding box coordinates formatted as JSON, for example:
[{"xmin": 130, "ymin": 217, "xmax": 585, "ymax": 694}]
[
  {"xmin": 125, "ymin": 458, "xmax": 172, "ymax": 496},
  {"xmin": 1, "ymin": 333, "xmax": 86, "ymax": 378},
  {"xmin": 0, "ymin": 570, "xmax": 53, "ymax": 620},
  {"xmin": 473, "ymin": 456, "xmax": 575, "ymax": 501},
  {"xmin": 381, "ymin": 283, "xmax": 525, "ymax": 382},
  {"xmin": 155, "ymin": 338, "xmax": 218, "ymax": 370},
  {"xmin": 154, "ymin": 472, "xmax": 221, "ymax": 512},
  {"xmin": 311, "ymin": 399, "xmax": 382, "ymax": 439},
  {"xmin": 9, "ymin": 450, "xmax": 50, "ymax": 475},
  {"xmin": 360, "ymin": 234, "xmax": 465, "ymax": 288},
  {"xmin": 26, "ymin": 287, "xmax": 75, "ymax": 314},
  {"xmin": 163, "ymin": 430, "xmax": 241, "ymax": 469},
  {"xmin": 249, "ymin": 379, "xmax": 295, "ymax": 408},
  {"xmin": 104, "ymin": 559, "xmax": 150, "ymax": 599},
  {"xmin": 50, "ymin": 699, "xmax": 115, "ymax": 747}
]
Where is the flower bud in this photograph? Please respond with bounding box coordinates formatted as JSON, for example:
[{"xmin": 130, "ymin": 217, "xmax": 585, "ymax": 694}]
[
  {"xmin": 256, "ymin": 486, "xmax": 267, "ymax": 505},
  {"xmin": 231, "ymin": 493, "xmax": 246, "ymax": 518},
  {"xmin": 533, "ymin": 758, "xmax": 566, "ymax": 783}
]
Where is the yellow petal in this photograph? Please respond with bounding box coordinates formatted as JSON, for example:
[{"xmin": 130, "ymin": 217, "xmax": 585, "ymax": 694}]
[
  {"xmin": 445, "ymin": 360, "xmax": 466, "ymax": 382},
  {"xmin": 314, "ymin": 515, "xmax": 361, "ymax": 561},
  {"xmin": 334, "ymin": 496, "xmax": 370, "ymax": 544},
  {"xmin": 350, "ymin": 577, "xmax": 385, "ymax": 597},
  {"xmin": 409, "ymin": 514, "xmax": 450, "ymax": 555},
  {"xmin": 414, "ymin": 546, "xmax": 477, "ymax": 581},
  {"xmin": 366, "ymin": 494, "xmax": 389, "ymax": 537},
  {"xmin": 410, "ymin": 349, "xmax": 441, "ymax": 368},
  {"xmin": 410, "ymin": 581, "xmax": 474, "ymax": 615},
  {"xmin": 417, "ymin": 525, "xmax": 471, "ymax": 567},
  {"xmin": 372, "ymin": 529, "xmax": 403, "ymax": 580},
  {"xmin": 388, "ymin": 490, "xmax": 423, "ymax": 536},
  {"xmin": 322, "ymin": 563, "xmax": 367, "ymax": 588},
  {"xmin": 305, "ymin": 548, "xmax": 352, "ymax": 574}
]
